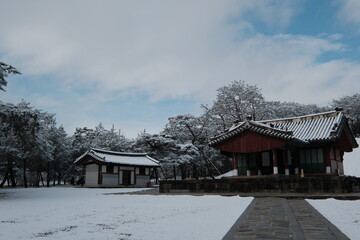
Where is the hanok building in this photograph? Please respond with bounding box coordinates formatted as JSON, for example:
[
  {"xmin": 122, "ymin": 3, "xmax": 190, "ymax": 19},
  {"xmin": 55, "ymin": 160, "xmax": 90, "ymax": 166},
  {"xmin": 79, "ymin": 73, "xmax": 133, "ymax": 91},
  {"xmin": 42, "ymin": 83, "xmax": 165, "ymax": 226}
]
[
  {"xmin": 75, "ymin": 148, "xmax": 159, "ymax": 187},
  {"xmin": 209, "ymin": 110, "xmax": 358, "ymax": 176}
]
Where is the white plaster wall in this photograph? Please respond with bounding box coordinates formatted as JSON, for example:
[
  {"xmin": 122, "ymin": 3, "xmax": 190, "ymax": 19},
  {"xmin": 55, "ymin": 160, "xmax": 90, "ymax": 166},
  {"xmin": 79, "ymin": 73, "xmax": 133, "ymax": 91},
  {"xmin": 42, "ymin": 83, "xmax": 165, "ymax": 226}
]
[
  {"xmin": 102, "ymin": 174, "xmax": 118, "ymax": 187},
  {"xmin": 136, "ymin": 175, "xmax": 150, "ymax": 187},
  {"xmin": 85, "ymin": 164, "xmax": 99, "ymax": 187}
]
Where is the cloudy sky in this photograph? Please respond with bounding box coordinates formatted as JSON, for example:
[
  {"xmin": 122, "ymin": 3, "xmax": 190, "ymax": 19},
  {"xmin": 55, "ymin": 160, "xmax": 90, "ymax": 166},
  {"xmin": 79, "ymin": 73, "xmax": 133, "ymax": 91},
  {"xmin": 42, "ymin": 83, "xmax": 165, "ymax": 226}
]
[{"xmin": 1, "ymin": 0, "xmax": 360, "ymax": 138}]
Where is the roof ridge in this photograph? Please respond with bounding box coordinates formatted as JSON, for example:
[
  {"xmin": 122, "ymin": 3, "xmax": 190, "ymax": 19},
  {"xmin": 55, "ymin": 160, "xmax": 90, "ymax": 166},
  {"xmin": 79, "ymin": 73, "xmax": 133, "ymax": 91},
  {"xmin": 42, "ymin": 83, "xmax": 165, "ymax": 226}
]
[
  {"xmin": 260, "ymin": 110, "xmax": 341, "ymax": 124},
  {"xmin": 90, "ymin": 147, "xmax": 147, "ymax": 156},
  {"xmin": 75, "ymin": 148, "xmax": 160, "ymax": 166},
  {"xmin": 246, "ymin": 121, "xmax": 293, "ymax": 135}
]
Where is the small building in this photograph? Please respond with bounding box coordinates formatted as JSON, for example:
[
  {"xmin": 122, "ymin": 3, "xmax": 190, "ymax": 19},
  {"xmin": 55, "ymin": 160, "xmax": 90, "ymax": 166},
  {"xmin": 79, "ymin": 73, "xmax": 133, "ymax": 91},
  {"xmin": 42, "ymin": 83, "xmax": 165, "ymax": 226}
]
[
  {"xmin": 209, "ymin": 110, "xmax": 358, "ymax": 176},
  {"xmin": 74, "ymin": 148, "xmax": 159, "ymax": 187}
]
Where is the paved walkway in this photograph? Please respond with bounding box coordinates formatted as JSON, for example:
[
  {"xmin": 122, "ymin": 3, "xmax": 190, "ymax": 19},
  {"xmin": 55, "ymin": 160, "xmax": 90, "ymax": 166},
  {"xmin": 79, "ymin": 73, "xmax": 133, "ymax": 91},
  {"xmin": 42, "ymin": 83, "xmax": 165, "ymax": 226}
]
[{"xmin": 222, "ymin": 198, "xmax": 350, "ymax": 240}]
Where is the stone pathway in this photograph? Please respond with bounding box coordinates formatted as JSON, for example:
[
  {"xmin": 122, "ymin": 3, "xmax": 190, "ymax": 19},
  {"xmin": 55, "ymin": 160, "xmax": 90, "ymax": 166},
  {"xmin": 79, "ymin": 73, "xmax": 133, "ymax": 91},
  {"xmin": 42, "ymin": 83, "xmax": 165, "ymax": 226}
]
[{"xmin": 223, "ymin": 197, "xmax": 350, "ymax": 240}]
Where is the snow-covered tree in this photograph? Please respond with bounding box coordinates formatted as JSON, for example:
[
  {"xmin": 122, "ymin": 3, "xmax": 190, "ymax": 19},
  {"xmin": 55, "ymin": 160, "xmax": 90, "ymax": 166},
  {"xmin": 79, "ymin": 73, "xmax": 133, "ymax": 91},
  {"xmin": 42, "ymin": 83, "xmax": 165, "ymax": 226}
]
[
  {"xmin": 132, "ymin": 131, "xmax": 178, "ymax": 180},
  {"xmin": 203, "ymin": 81, "xmax": 330, "ymax": 132},
  {"xmin": 162, "ymin": 114, "xmax": 226, "ymax": 179},
  {"xmin": 0, "ymin": 61, "xmax": 21, "ymax": 91},
  {"xmin": 47, "ymin": 126, "xmax": 73, "ymax": 186},
  {"xmin": 331, "ymin": 93, "xmax": 360, "ymax": 137},
  {"xmin": 207, "ymin": 80, "xmax": 265, "ymax": 130},
  {"xmin": 0, "ymin": 100, "xmax": 53, "ymax": 187},
  {"xmin": 260, "ymin": 101, "xmax": 329, "ymax": 120},
  {"xmin": 71, "ymin": 123, "xmax": 132, "ymax": 159}
]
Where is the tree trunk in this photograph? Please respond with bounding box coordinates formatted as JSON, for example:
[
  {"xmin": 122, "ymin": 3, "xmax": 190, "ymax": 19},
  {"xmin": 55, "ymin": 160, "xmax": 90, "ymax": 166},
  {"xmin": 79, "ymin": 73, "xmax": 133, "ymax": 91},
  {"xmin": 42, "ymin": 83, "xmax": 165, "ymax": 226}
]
[
  {"xmin": 57, "ymin": 174, "xmax": 61, "ymax": 185},
  {"xmin": 23, "ymin": 159, "xmax": 28, "ymax": 188},
  {"xmin": 0, "ymin": 172, "xmax": 8, "ymax": 187},
  {"xmin": 40, "ymin": 173, "xmax": 45, "ymax": 187},
  {"xmin": 193, "ymin": 163, "xmax": 198, "ymax": 180},
  {"xmin": 10, "ymin": 165, "xmax": 16, "ymax": 187},
  {"xmin": 35, "ymin": 172, "xmax": 39, "ymax": 187},
  {"xmin": 173, "ymin": 165, "xmax": 177, "ymax": 181},
  {"xmin": 180, "ymin": 164, "xmax": 187, "ymax": 180},
  {"xmin": 206, "ymin": 162, "xmax": 215, "ymax": 179},
  {"xmin": 53, "ymin": 178, "xmax": 56, "ymax": 186},
  {"xmin": 46, "ymin": 161, "xmax": 50, "ymax": 187},
  {"xmin": 199, "ymin": 149, "xmax": 219, "ymax": 179},
  {"xmin": 159, "ymin": 167, "xmax": 167, "ymax": 180},
  {"xmin": 154, "ymin": 168, "xmax": 159, "ymax": 184}
]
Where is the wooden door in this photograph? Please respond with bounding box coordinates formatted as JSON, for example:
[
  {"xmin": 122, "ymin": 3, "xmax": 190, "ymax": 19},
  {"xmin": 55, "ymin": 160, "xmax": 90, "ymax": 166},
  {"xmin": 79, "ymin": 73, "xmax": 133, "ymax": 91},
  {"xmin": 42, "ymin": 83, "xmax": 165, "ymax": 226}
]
[{"xmin": 122, "ymin": 170, "xmax": 131, "ymax": 185}]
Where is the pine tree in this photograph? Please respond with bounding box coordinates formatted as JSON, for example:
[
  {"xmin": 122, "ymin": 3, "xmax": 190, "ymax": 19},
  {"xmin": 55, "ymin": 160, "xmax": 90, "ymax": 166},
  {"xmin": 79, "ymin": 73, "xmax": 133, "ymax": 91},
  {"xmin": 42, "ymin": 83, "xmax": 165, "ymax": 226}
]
[{"xmin": 0, "ymin": 61, "xmax": 21, "ymax": 92}]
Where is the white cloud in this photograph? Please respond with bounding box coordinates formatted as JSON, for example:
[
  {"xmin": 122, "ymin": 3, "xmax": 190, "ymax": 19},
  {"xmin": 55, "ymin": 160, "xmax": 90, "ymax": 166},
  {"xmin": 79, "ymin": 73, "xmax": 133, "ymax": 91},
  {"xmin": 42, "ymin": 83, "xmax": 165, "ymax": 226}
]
[
  {"xmin": 336, "ymin": 0, "xmax": 360, "ymax": 29},
  {"xmin": 1, "ymin": 0, "xmax": 360, "ymax": 137},
  {"xmin": 0, "ymin": 1, "xmax": 307, "ymax": 100}
]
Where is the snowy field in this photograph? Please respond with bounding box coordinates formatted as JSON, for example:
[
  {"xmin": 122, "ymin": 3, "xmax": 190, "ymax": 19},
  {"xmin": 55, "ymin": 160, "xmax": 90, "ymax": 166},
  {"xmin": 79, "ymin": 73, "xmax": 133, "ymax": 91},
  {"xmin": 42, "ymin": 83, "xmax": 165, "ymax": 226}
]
[
  {"xmin": 308, "ymin": 199, "xmax": 360, "ymax": 239},
  {"xmin": 0, "ymin": 187, "xmax": 252, "ymax": 240},
  {"xmin": 0, "ymin": 139, "xmax": 359, "ymax": 239}
]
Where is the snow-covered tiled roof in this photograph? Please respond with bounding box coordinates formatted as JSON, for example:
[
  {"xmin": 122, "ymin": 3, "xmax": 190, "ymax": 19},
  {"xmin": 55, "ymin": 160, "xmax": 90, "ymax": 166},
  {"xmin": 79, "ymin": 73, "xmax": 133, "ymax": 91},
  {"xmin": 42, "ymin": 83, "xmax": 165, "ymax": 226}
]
[
  {"xmin": 209, "ymin": 120, "xmax": 300, "ymax": 147},
  {"xmin": 74, "ymin": 148, "xmax": 159, "ymax": 167},
  {"xmin": 260, "ymin": 111, "xmax": 343, "ymax": 142},
  {"xmin": 209, "ymin": 110, "xmax": 358, "ymax": 148}
]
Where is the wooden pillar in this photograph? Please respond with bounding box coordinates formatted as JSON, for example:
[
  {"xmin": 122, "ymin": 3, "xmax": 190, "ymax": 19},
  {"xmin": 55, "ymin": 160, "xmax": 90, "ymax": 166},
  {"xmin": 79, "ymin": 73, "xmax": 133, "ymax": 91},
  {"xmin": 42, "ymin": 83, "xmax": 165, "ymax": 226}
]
[
  {"xmin": 323, "ymin": 146, "xmax": 331, "ymax": 174},
  {"xmin": 232, "ymin": 153, "xmax": 238, "ymax": 170},
  {"xmin": 340, "ymin": 150, "xmax": 345, "ymax": 175},
  {"xmin": 98, "ymin": 164, "xmax": 102, "ymax": 185},
  {"xmin": 257, "ymin": 154, "xmax": 262, "ymax": 176},
  {"xmin": 333, "ymin": 145, "xmax": 339, "ymax": 175},
  {"xmin": 284, "ymin": 150, "xmax": 289, "ymax": 176},
  {"xmin": 293, "ymin": 151, "xmax": 300, "ymax": 175},
  {"xmin": 232, "ymin": 153, "xmax": 239, "ymax": 176},
  {"xmin": 272, "ymin": 150, "xmax": 278, "ymax": 175},
  {"xmin": 246, "ymin": 154, "xmax": 251, "ymax": 176}
]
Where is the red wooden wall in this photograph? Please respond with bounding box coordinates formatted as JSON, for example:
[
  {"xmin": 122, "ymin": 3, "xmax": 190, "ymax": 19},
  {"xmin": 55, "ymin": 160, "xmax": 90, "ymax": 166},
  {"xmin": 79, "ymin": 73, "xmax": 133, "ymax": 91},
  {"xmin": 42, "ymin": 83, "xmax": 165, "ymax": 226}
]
[
  {"xmin": 335, "ymin": 129, "xmax": 356, "ymax": 152},
  {"xmin": 214, "ymin": 131, "xmax": 286, "ymax": 153}
]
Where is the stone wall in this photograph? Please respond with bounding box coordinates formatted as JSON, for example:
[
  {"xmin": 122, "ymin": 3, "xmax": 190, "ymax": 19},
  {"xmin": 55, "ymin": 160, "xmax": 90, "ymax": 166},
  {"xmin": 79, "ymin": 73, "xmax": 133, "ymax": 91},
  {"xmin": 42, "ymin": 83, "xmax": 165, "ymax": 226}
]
[{"xmin": 160, "ymin": 175, "xmax": 360, "ymax": 194}]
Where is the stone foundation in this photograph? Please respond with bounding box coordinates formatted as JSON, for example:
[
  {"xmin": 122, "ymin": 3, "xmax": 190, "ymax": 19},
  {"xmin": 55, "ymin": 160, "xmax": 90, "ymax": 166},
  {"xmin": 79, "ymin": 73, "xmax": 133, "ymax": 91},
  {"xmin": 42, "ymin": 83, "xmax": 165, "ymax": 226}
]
[{"xmin": 160, "ymin": 175, "xmax": 360, "ymax": 194}]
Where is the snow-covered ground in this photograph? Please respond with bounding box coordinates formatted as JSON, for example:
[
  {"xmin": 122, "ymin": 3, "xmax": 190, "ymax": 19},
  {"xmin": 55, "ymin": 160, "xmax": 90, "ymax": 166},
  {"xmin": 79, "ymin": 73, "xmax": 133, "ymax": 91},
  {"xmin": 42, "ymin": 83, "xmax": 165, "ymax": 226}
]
[
  {"xmin": 0, "ymin": 139, "xmax": 358, "ymax": 239},
  {"xmin": 308, "ymin": 199, "xmax": 360, "ymax": 239},
  {"xmin": 0, "ymin": 187, "xmax": 252, "ymax": 240},
  {"xmin": 215, "ymin": 169, "xmax": 238, "ymax": 179},
  {"xmin": 344, "ymin": 138, "xmax": 360, "ymax": 177}
]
